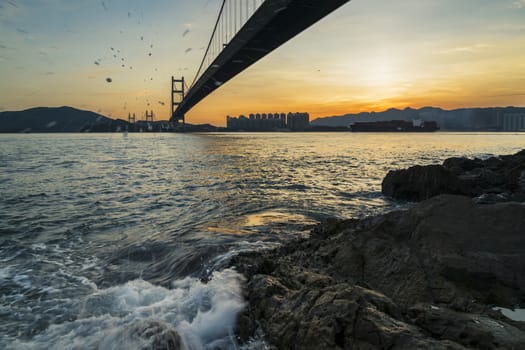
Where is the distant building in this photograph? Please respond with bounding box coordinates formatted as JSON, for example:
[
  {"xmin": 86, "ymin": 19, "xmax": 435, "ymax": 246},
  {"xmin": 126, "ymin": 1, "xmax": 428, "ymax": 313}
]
[
  {"xmin": 287, "ymin": 112, "xmax": 310, "ymax": 131},
  {"xmin": 500, "ymin": 113, "xmax": 525, "ymax": 131},
  {"xmin": 226, "ymin": 112, "xmax": 310, "ymax": 131}
]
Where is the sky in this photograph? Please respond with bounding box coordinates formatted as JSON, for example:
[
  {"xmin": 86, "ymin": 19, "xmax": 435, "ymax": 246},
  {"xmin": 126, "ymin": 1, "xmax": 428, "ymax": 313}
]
[{"xmin": 1, "ymin": 0, "xmax": 524, "ymax": 126}]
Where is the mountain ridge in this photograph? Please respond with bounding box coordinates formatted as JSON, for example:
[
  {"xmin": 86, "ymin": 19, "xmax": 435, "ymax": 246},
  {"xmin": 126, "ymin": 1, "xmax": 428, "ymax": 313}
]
[
  {"xmin": 312, "ymin": 106, "xmax": 525, "ymax": 130},
  {"xmin": 0, "ymin": 106, "xmax": 129, "ymax": 132}
]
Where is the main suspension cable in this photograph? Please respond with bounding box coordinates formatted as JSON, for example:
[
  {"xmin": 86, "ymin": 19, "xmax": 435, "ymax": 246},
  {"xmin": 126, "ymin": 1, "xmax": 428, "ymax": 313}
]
[{"xmin": 189, "ymin": 0, "xmax": 227, "ymax": 90}]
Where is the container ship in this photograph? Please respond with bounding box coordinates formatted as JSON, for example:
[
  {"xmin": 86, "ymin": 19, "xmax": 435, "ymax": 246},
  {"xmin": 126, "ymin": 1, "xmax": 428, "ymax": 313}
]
[{"xmin": 350, "ymin": 120, "xmax": 439, "ymax": 132}]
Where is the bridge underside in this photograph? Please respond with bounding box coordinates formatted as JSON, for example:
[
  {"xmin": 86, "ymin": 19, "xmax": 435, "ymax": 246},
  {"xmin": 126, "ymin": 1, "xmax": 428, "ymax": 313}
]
[{"xmin": 172, "ymin": 0, "xmax": 350, "ymax": 121}]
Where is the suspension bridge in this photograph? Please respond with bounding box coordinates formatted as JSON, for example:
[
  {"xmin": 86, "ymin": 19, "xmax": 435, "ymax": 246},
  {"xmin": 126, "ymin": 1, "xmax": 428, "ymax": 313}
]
[{"xmin": 170, "ymin": 0, "xmax": 350, "ymax": 124}]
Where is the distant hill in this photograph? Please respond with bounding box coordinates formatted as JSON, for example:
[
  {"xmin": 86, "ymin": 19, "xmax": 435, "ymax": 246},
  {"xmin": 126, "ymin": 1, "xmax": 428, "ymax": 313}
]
[
  {"xmin": 0, "ymin": 106, "xmax": 130, "ymax": 132},
  {"xmin": 312, "ymin": 106, "xmax": 525, "ymax": 131}
]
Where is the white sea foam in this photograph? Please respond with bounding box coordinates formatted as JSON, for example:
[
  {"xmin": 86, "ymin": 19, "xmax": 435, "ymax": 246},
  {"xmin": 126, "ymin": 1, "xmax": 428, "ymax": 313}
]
[{"xmin": 9, "ymin": 268, "xmax": 249, "ymax": 350}]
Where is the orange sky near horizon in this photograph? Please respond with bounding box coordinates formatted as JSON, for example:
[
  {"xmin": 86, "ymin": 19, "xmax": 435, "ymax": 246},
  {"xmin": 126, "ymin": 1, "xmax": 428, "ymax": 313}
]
[{"xmin": 1, "ymin": 0, "xmax": 524, "ymax": 126}]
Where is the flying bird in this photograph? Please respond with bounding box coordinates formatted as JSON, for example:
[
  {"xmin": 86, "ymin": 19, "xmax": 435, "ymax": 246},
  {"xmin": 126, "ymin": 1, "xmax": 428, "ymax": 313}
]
[
  {"xmin": 106, "ymin": 77, "xmax": 112, "ymax": 83},
  {"xmin": 182, "ymin": 29, "xmax": 190, "ymax": 37},
  {"xmin": 185, "ymin": 48, "xmax": 192, "ymax": 53}
]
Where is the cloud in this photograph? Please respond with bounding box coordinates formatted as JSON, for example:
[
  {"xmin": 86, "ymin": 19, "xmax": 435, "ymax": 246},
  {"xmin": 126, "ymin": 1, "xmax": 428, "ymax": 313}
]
[
  {"xmin": 488, "ymin": 23, "xmax": 525, "ymax": 32},
  {"xmin": 486, "ymin": 92, "xmax": 525, "ymax": 97},
  {"xmin": 512, "ymin": 0, "xmax": 525, "ymax": 8},
  {"xmin": 435, "ymin": 43, "xmax": 491, "ymax": 55}
]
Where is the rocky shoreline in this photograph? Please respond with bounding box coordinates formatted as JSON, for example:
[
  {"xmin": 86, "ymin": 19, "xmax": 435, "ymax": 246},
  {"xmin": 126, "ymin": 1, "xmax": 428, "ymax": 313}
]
[{"xmin": 232, "ymin": 150, "xmax": 525, "ymax": 349}]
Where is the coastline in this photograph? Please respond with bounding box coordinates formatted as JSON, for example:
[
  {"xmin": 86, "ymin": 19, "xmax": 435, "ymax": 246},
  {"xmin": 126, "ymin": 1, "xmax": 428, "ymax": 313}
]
[{"xmin": 232, "ymin": 150, "xmax": 525, "ymax": 349}]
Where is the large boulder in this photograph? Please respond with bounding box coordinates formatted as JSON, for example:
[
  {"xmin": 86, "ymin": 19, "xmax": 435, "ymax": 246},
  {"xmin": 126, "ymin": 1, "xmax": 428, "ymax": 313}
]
[
  {"xmin": 381, "ymin": 165, "xmax": 463, "ymax": 201},
  {"xmin": 382, "ymin": 150, "xmax": 525, "ymax": 202},
  {"xmin": 327, "ymin": 195, "xmax": 525, "ymax": 307},
  {"xmin": 443, "ymin": 157, "xmax": 484, "ymax": 174}
]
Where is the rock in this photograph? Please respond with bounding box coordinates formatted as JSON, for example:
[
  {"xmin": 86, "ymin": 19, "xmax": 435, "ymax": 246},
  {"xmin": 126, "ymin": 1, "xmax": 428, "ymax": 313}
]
[
  {"xmin": 126, "ymin": 319, "xmax": 187, "ymax": 350},
  {"xmin": 443, "ymin": 157, "xmax": 484, "ymax": 174},
  {"xmin": 241, "ymin": 278, "xmax": 464, "ymax": 349},
  {"xmin": 233, "ymin": 195, "xmax": 525, "ymax": 349},
  {"xmin": 408, "ymin": 303, "xmax": 525, "ymax": 349},
  {"xmin": 382, "ymin": 150, "xmax": 525, "ymax": 202},
  {"xmin": 381, "ymin": 165, "xmax": 463, "ymax": 201},
  {"xmin": 519, "ymin": 170, "xmax": 525, "ymax": 192}
]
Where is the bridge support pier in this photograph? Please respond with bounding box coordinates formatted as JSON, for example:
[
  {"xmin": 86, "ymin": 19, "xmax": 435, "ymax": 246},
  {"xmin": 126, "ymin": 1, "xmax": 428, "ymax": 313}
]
[{"xmin": 171, "ymin": 76, "xmax": 185, "ymax": 125}]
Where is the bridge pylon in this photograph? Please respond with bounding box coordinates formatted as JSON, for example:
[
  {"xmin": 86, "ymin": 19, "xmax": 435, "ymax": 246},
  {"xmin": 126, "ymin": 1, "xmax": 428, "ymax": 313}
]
[
  {"xmin": 171, "ymin": 76, "xmax": 185, "ymax": 125},
  {"xmin": 145, "ymin": 110, "xmax": 154, "ymax": 123},
  {"xmin": 128, "ymin": 112, "xmax": 136, "ymax": 124}
]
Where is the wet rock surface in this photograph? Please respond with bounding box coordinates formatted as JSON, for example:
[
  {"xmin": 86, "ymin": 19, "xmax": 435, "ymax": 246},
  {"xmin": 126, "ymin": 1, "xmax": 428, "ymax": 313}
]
[
  {"xmin": 128, "ymin": 320, "xmax": 187, "ymax": 350},
  {"xmin": 233, "ymin": 194, "xmax": 525, "ymax": 349},
  {"xmin": 382, "ymin": 149, "xmax": 525, "ymax": 202}
]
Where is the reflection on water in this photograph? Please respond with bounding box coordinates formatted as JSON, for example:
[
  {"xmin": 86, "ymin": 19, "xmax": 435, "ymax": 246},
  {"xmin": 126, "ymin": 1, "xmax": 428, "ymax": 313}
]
[
  {"xmin": 0, "ymin": 132, "xmax": 523, "ymax": 348},
  {"xmin": 241, "ymin": 211, "xmax": 316, "ymax": 227},
  {"xmin": 206, "ymin": 210, "xmax": 317, "ymax": 235}
]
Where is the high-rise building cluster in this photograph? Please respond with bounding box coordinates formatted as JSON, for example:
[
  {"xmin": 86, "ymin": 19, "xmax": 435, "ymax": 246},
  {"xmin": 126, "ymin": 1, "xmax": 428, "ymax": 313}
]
[
  {"xmin": 226, "ymin": 112, "xmax": 310, "ymax": 131},
  {"xmin": 500, "ymin": 113, "xmax": 525, "ymax": 131}
]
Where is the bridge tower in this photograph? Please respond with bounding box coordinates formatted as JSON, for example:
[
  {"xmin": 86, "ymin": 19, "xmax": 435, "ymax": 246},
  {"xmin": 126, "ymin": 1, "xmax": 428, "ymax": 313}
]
[
  {"xmin": 128, "ymin": 112, "xmax": 136, "ymax": 124},
  {"xmin": 171, "ymin": 76, "xmax": 185, "ymax": 125},
  {"xmin": 145, "ymin": 110, "xmax": 154, "ymax": 122}
]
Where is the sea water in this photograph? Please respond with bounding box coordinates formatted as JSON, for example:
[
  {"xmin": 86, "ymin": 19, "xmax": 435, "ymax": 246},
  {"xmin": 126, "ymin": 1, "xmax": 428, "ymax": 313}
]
[{"xmin": 1, "ymin": 132, "xmax": 523, "ymax": 349}]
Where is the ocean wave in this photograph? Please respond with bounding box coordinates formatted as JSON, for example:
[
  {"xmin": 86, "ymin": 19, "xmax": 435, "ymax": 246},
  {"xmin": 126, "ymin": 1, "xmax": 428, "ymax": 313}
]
[{"xmin": 6, "ymin": 269, "xmax": 251, "ymax": 350}]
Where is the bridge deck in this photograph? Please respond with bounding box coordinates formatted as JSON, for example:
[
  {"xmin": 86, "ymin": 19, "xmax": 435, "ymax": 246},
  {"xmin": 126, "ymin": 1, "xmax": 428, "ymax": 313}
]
[{"xmin": 172, "ymin": 0, "xmax": 350, "ymax": 120}]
